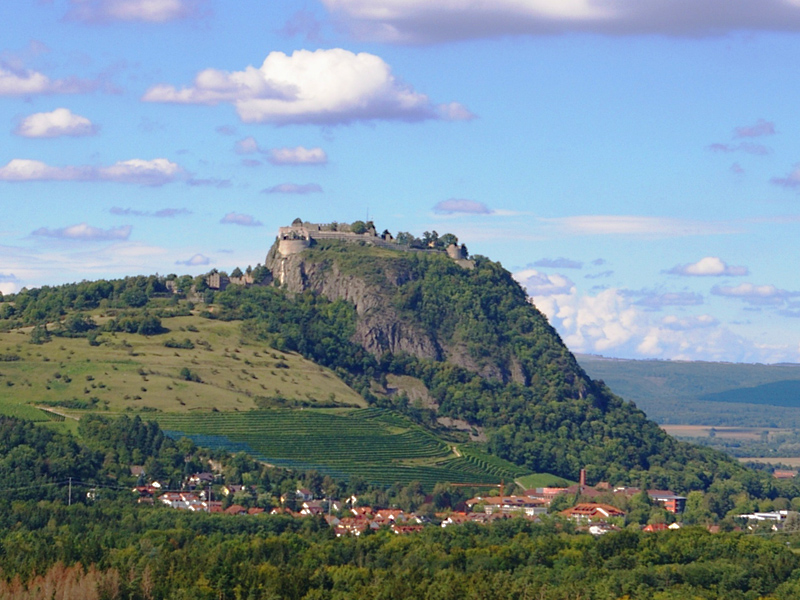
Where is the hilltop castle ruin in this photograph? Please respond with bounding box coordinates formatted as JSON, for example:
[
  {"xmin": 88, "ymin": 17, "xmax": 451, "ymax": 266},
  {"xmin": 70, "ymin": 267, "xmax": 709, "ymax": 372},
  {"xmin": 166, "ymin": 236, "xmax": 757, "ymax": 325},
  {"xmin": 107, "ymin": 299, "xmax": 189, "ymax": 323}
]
[{"xmin": 275, "ymin": 220, "xmax": 474, "ymax": 269}]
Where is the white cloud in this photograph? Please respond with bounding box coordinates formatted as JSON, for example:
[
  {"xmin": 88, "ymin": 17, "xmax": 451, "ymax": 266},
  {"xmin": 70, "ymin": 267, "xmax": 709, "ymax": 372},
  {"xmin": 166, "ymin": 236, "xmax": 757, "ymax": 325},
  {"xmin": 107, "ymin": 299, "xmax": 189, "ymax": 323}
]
[
  {"xmin": 0, "ymin": 273, "xmax": 20, "ymax": 295},
  {"xmin": 176, "ymin": 253, "xmax": 211, "ymax": 266},
  {"xmin": 15, "ymin": 108, "xmax": 98, "ymax": 138},
  {"xmin": 262, "ymin": 183, "xmax": 323, "ymax": 194},
  {"xmin": 111, "ymin": 207, "xmax": 191, "ymax": 218},
  {"xmin": 220, "ymin": 212, "xmax": 263, "ymax": 227},
  {"xmin": 0, "ymin": 66, "xmax": 52, "ymax": 96},
  {"xmin": 0, "ymin": 158, "xmax": 183, "ymax": 186},
  {"xmin": 143, "ymin": 48, "xmax": 471, "ymax": 125},
  {"xmin": 0, "ymin": 241, "xmax": 192, "ymax": 292},
  {"xmin": 711, "ymin": 282, "xmax": 797, "ymax": 305},
  {"xmin": 0, "ymin": 66, "xmax": 94, "ymax": 96},
  {"xmin": 68, "ymin": 0, "xmax": 199, "ymax": 23},
  {"xmin": 661, "ymin": 314, "xmax": 719, "ymax": 331},
  {"xmin": 268, "ymin": 146, "xmax": 328, "ymax": 165},
  {"xmin": 667, "ymin": 256, "xmax": 748, "ymax": 277},
  {"xmin": 321, "ymin": 0, "xmax": 800, "ymax": 43},
  {"xmin": 533, "ymin": 257, "xmax": 583, "ymax": 269},
  {"xmin": 545, "ymin": 215, "xmax": 738, "ymax": 237},
  {"xmin": 433, "ymin": 198, "xmax": 493, "ymax": 215},
  {"xmin": 32, "ymin": 222, "xmax": 132, "ymax": 242},
  {"xmin": 519, "ymin": 282, "xmax": 794, "ymax": 363},
  {"xmin": 514, "ymin": 269, "xmax": 575, "ymax": 297}
]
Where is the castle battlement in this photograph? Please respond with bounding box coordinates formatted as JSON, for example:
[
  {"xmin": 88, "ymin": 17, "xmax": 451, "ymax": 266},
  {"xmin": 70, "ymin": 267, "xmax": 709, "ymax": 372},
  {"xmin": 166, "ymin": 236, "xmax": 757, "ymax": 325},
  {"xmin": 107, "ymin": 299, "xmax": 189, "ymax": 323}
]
[
  {"xmin": 277, "ymin": 221, "xmax": 397, "ymax": 256},
  {"xmin": 275, "ymin": 221, "xmax": 474, "ymax": 268}
]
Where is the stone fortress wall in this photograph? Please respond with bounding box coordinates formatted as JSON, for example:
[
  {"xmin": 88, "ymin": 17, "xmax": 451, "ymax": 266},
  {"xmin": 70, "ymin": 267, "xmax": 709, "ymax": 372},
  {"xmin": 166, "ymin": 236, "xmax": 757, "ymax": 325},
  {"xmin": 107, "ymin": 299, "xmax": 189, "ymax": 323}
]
[
  {"xmin": 277, "ymin": 222, "xmax": 399, "ymax": 256},
  {"xmin": 277, "ymin": 221, "xmax": 473, "ymax": 268}
]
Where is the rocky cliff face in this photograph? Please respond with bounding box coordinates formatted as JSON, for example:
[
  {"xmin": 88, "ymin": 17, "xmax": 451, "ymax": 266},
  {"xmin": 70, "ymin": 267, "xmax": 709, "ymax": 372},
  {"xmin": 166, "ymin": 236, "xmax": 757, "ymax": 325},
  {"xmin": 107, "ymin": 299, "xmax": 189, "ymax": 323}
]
[
  {"xmin": 267, "ymin": 248, "xmax": 443, "ymax": 361},
  {"xmin": 266, "ymin": 243, "xmax": 531, "ymax": 385}
]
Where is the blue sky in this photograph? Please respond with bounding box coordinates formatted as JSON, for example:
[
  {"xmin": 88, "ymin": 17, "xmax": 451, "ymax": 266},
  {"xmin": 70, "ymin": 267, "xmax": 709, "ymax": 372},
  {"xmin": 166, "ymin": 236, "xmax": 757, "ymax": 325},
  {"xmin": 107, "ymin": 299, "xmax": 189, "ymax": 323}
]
[{"xmin": 2, "ymin": 0, "xmax": 800, "ymax": 363}]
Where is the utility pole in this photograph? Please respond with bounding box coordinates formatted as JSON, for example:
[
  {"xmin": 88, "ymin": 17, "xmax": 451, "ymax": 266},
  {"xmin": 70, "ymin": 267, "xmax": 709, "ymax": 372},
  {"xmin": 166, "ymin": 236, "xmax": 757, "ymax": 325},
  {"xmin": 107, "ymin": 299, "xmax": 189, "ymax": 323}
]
[{"xmin": 68, "ymin": 477, "xmax": 72, "ymax": 506}]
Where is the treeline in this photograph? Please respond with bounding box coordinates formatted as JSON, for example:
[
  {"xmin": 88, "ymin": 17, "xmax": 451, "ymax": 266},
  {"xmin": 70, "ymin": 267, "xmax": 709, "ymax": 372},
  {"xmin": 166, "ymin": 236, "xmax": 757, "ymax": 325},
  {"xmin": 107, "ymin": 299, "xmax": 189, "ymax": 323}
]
[
  {"xmin": 3, "ymin": 501, "xmax": 800, "ymax": 599},
  {"xmin": 0, "ymin": 276, "xmax": 172, "ymax": 325}
]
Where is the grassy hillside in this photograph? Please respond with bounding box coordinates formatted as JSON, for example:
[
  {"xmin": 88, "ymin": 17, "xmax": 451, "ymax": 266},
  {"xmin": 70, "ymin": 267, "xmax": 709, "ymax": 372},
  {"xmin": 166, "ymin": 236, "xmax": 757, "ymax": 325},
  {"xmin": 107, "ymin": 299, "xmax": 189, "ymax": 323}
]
[
  {"xmin": 0, "ymin": 313, "xmax": 366, "ymax": 416},
  {"xmin": 0, "ymin": 305, "xmax": 533, "ymax": 488},
  {"xmin": 577, "ymin": 354, "xmax": 800, "ymax": 427}
]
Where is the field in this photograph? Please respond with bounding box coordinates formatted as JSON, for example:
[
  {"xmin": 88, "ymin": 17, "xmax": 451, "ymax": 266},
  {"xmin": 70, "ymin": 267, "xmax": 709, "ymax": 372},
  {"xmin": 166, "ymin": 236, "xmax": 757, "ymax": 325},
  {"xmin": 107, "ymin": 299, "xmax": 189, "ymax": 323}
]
[
  {"xmin": 156, "ymin": 408, "xmax": 531, "ymax": 488},
  {"xmin": 0, "ymin": 313, "xmax": 365, "ymax": 417}
]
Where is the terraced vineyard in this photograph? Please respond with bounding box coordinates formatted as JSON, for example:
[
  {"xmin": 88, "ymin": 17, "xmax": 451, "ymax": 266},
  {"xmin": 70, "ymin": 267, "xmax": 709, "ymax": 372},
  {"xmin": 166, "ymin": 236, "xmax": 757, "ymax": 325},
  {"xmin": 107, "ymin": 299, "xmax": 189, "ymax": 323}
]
[{"xmin": 157, "ymin": 408, "xmax": 529, "ymax": 488}]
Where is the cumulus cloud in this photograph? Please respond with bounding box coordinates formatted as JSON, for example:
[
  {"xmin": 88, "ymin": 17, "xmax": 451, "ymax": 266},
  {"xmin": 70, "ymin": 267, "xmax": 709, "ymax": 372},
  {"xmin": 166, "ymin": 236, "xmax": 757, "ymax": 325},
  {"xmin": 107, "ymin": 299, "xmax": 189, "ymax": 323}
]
[
  {"xmin": 711, "ymin": 282, "xmax": 798, "ymax": 305},
  {"xmin": 533, "ymin": 257, "xmax": 583, "ymax": 269},
  {"xmin": 0, "ymin": 158, "xmax": 183, "ymax": 186},
  {"xmin": 176, "ymin": 253, "xmax": 211, "ymax": 266},
  {"xmin": 14, "ymin": 108, "xmax": 97, "ymax": 138},
  {"xmin": 32, "ymin": 222, "xmax": 132, "ymax": 242},
  {"xmin": 220, "ymin": 212, "xmax": 263, "ymax": 227},
  {"xmin": 320, "ymin": 0, "xmax": 800, "ymax": 43},
  {"xmin": 514, "ymin": 269, "xmax": 575, "ymax": 297},
  {"xmin": 111, "ymin": 207, "xmax": 191, "ymax": 217},
  {"xmin": 262, "ymin": 183, "xmax": 323, "ymax": 194},
  {"xmin": 519, "ymin": 281, "xmax": 790, "ymax": 362},
  {"xmin": 0, "ymin": 65, "xmax": 95, "ymax": 96},
  {"xmin": 771, "ymin": 164, "xmax": 800, "ymax": 189},
  {"xmin": 545, "ymin": 215, "xmax": 737, "ymax": 237},
  {"xmin": 0, "ymin": 273, "xmax": 20, "ymax": 295},
  {"xmin": 667, "ymin": 256, "xmax": 748, "ymax": 277},
  {"xmin": 268, "ymin": 146, "xmax": 328, "ymax": 165},
  {"xmin": 67, "ymin": 0, "xmax": 201, "ymax": 23},
  {"xmin": 143, "ymin": 48, "xmax": 471, "ymax": 125},
  {"xmin": 433, "ymin": 198, "xmax": 493, "ymax": 215}
]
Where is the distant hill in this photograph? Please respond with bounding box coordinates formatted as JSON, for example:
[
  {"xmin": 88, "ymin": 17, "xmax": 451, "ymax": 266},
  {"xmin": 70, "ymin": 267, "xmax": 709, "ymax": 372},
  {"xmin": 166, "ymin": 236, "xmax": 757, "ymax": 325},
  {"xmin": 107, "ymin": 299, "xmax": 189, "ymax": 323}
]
[
  {"xmin": 0, "ymin": 222, "xmax": 748, "ymax": 492},
  {"xmin": 577, "ymin": 354, "xmax": 800, "ymax": 427}
]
